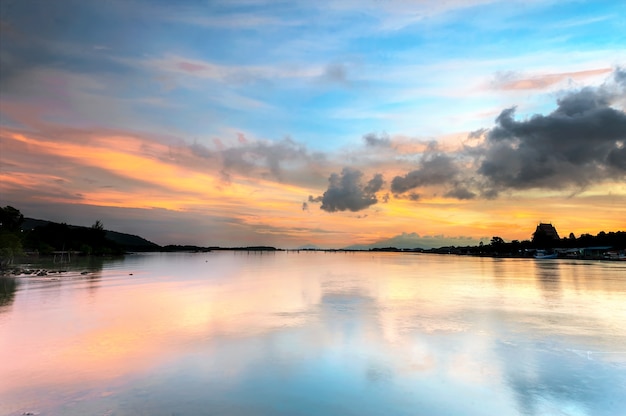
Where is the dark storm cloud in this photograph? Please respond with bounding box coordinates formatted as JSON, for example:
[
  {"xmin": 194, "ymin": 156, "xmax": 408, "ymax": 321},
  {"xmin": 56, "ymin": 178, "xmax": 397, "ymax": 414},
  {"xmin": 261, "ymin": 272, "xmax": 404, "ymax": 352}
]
[
  {"xmin": 389, "ymin": 67, "xmax": 625, "ymax": 199},
  {"xmin": 468, "ymin": 128, "xmax": 487, "ymax": 139},
  {"xmin": 309, "ymin": 168, "xmax": 384, "ymax": 212},
  {"xmin": 444, "ymin": 187, "xmax": 476, "ymax": 200},
  {"xmin": 607, "ymin": 146, "xmax": 626, "ymax": 170},
  {"xmin": 478, "ymin": 69, "xmax": 626, "ymax": 192},
  {"xmin": 614, "ymin": 67, "xmax": 626, "ymax": 84},
  {"xmin": 363, "ymin": 132, "xmax": 392, "ymax": 147},
  {"xmin": 364, "ymin": 172, "xmax": 384, "ymax": 194},
  {"xmin": 390, "ymin": 153, "xmax": 459, "ymax": 194}
]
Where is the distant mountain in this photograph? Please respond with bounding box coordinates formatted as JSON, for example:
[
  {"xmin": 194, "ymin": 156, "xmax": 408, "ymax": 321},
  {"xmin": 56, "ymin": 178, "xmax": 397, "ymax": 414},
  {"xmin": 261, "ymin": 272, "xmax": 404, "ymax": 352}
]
[
  {"xmin": 296, "ymin": 244, "xmax": 321, "ymax": 250},
  {"xmin": 22, "ymin": 217, "xmax": 161, "ymax": 252},
  {"xmin": 342, "ymin": 232, "xmax": 483, "ymax": 251},
  {"xmin": 104, "ymin": 230, "xmax": 161, "ymax": 251}
]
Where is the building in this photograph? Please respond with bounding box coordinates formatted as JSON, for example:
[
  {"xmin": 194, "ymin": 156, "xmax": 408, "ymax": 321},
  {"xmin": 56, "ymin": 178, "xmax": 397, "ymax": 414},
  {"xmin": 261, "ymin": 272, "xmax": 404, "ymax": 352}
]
[{"xmin": 532, "ymin": 223, "xmax": 560, "ymax": 244}]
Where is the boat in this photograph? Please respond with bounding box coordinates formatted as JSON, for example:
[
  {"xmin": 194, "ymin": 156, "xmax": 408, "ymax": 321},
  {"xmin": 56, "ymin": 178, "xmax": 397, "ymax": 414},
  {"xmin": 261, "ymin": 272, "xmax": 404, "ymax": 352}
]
[
  {"xmin": 605, "ymin": 251, "xmax": 626, "ymax": 261},
  {"xmin": 534, "ymin": 250, "xmax": 558, "ymax": 259}
]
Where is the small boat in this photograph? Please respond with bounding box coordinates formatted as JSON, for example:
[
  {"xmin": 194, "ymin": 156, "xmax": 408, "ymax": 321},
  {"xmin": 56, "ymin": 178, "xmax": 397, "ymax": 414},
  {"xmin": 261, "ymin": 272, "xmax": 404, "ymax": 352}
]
[
  {"xmin": 605, "ymin": 251, "xmax": 626, "ymax": 261},
  {"xmin": 534, "ymin": 250, "xmax": 558, "ymax": 259}
]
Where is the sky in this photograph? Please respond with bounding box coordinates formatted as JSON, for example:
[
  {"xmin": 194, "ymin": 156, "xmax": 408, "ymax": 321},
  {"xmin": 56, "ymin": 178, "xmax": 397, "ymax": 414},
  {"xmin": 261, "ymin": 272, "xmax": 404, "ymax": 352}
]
[{"xmin": 1, "ymin": 0, "xmax": 625, "ymax": 249}]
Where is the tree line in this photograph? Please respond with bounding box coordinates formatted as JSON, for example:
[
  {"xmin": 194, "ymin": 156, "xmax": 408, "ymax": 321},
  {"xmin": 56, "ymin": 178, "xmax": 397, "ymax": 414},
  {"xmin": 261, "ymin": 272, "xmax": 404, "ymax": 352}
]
[
  {"xmin": 475, "ymin": 229, "xmax": 626, "ymax": 256},
  {"xmin": 1, "ymin": 206, "xmax": 123, "ymax": 266}
]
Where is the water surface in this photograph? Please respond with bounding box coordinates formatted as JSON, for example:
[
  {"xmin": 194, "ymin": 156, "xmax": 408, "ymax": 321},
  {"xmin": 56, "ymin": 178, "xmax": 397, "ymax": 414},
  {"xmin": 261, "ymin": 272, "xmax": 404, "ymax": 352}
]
[{"xmin": 1, "ymin": 252, "xmax": 625, "ymax": 415}]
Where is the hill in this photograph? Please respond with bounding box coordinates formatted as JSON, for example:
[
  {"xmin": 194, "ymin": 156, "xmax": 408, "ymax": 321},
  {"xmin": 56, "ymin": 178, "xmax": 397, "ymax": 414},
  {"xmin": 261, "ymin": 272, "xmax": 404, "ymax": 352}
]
[
  {"xmin": 21, "ymin": 218, "xmax": 161, "ymax": 252},
  {"xmin": 104, "ymin": 230, "xmax": 161, "ymax": 252}
]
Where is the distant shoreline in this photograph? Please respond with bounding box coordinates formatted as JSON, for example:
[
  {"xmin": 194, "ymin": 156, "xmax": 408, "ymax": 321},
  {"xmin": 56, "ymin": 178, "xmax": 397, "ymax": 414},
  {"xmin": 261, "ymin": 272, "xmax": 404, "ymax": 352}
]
[{"xmin": 3, "ymin": 246, "xmax": 624, "ymax": 277}]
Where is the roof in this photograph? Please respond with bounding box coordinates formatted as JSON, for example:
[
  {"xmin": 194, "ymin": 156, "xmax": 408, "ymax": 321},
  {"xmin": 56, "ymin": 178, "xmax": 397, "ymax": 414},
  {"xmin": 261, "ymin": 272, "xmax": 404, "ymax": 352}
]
[{"xmin": 535, "ymin": 223, "xmax": 560, "ymax": 240}]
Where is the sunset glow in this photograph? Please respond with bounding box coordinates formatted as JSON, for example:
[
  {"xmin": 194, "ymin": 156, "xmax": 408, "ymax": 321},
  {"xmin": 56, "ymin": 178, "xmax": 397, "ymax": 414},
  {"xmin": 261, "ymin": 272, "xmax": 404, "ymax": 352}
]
[{"xmin": 1, "ymin": 0, "xmax": 625, "ymax": 248}]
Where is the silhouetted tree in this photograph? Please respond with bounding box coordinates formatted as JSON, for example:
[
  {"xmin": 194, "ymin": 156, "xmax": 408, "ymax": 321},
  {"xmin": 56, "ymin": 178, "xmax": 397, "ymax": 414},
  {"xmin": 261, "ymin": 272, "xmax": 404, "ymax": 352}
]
[
  {"xmin": 532, "ymin": 229, "xmax": 555, "ymax": 248},
  {"xmin": 0, "ymin": 206, "xmax": 25, "ymax": 266},
  {"xmin": 0, "ymin": 206, "xmax": 24, "ymax": 232}
]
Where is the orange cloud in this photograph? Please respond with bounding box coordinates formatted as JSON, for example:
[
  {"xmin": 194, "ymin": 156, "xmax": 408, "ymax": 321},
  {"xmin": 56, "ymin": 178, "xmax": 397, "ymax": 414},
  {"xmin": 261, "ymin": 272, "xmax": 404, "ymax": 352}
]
[{"xmin": 2, "ymin": 124, "xmax": 624, "ymax": 249}]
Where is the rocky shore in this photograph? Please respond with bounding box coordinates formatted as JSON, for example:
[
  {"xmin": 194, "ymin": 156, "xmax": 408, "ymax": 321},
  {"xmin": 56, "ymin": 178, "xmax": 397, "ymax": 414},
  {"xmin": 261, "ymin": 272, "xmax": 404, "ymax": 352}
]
[{"xmin": 1, "ymin": 267, "xmax": 92, "ymax": 278}]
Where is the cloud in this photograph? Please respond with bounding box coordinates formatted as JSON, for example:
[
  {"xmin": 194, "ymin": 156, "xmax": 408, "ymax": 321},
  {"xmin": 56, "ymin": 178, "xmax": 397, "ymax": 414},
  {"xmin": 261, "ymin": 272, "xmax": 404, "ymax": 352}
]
[
  {"xmin": 189, "ymin": 136, "xmax": 325, "ymax": 183},
  {"xmin": 391, "ymin": 152, "xmax": 459, "ymax": 194},
  {"xmin": 321, "ymin": 63, "xmax": 349, "ymax": 85},
  {"xmin": 163, "ymin": 12, "xmax": 298, "ymax": 30},
  {"xmin": 477, "ymin": 69, "xmax": 626, "ymax": 193},
  {"xmin": 188, "ymin": 140, "xmax": 216, "ymax": 159},
  {"xmin": 491, "ymin": 68, "xmax": 612, "ymax": 91},
  {"xmin": 389, "ymin": 68, "xmax": 626, "ymax": 201},
  {"xmin": 147, "ymin": 54, "xmax": 321, "ymax": 85},
  {"xmin": 342, "ymin": 0, "xmax": 496, "ymax": 31},
  {"xmin": 309, "ymin": 168, "xmax": 384, "ymax": 212},
  {"xmin": 444, "ymin": 187, "xmax": 476, "ymax": 200},
  {"xmin": 468, "ymin": 128, "xmax": 487, "ymax": 139},
  {"xmin": 615, "ymin": 67, "xmax": 626, "ymax": 84},
  {"xmin": 363, "ymin": 132, "xmax": 392, "ymax": 147}
]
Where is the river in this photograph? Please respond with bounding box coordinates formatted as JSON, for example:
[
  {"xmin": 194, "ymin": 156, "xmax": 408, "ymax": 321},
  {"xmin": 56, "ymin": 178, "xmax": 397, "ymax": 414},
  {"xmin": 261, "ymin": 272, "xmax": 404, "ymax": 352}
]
[{"xmin": 1, "ymin": 252, "xmax": 625, "ymax": 415}]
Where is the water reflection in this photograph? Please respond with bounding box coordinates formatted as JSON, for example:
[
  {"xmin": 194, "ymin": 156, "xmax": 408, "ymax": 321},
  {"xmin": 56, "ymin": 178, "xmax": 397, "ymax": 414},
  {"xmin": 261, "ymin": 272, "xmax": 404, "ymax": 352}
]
[
  {"xmin": 0, "ymin": 253, "xmax": 625, "ymax": 416},
  {"xmin": 533, "ymin": 260, "xmax": 562, "ymax": 304},
  {"xmin": 498, "ymin": 334, "xmax": 623, "ymax": 416},
  {"xmin": 0, "ymin": 276, "xmax": 17, "ymax": 308}
]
